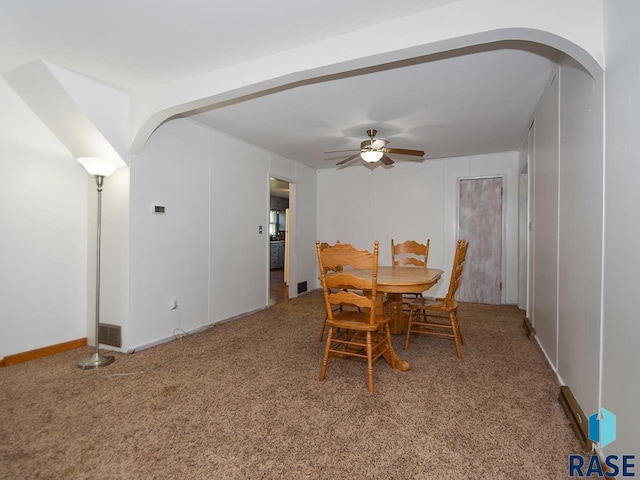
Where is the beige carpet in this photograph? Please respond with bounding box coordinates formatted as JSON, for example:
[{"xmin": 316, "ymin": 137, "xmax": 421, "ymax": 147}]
[{"xmin": 0, "ymin": 291, "xmax": 585, "ymax": 479}]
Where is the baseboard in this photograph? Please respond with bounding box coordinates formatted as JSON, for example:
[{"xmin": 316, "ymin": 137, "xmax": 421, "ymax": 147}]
[
  {"xmin": 1, "ymin": 338, "xmax": 87, "ymax": 367},
  {"xmin": 522, "ymin": 317, "xmax": 536, "ymax": 339},
  {"xmin": 558, "ymin": 385, "xmax": 593, "ymax": 450}
]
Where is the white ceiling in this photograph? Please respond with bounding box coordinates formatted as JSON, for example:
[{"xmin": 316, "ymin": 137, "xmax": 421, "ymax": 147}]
[{"xmin": 1, "ymin": 1, "xmax": 560, "ymax": 170}]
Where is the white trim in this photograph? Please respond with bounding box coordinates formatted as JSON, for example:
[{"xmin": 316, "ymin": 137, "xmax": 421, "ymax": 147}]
[{"xmin": 597, "ymin": 73, "xmax": 606, "ymax": 417}]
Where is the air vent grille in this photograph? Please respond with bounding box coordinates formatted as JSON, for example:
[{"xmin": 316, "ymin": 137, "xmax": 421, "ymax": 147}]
[{"xmin": 99, "ymin": 323, "xmax": 122, "ymax": 348}]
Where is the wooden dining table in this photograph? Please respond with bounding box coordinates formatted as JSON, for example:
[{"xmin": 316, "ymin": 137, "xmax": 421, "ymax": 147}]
[
  {"xmin": 355, "ymin": 266, "xmax": 444, "ymax": 371},
  {"xmin": 375, "ymin": 266, "xmax": 444, "ymax": 333}
]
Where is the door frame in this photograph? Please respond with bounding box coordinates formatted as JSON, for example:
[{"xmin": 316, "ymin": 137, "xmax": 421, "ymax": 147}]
[
  {"xmin": 267, "ymin": 174, "xmax": 296, "ymax": 306},
  {"xmin": 518, "ymin": 162, "xmax": 531, "ymax": 315},
  {"xmin": 456, "ymin": 175, "xmax": 506, "ymax": 304}
]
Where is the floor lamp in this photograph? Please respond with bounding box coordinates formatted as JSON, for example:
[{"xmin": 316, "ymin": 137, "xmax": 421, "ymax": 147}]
[{"xmin": 77, "ymin": 156, "xmax": 122, "ymax": 369}]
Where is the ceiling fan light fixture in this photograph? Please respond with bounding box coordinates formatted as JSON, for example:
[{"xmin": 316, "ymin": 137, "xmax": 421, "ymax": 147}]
[{"xmin": 360, "ymin": 150, "xmax": 383, "ymax": 163}]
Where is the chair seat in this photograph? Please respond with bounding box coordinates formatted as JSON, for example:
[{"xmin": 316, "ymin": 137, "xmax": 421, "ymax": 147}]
[
  {"xmin": 408, "ymin": 297, "xmax": 458, "ymax": 312},
  {"xmin": 327, "ymin": 311, "xmax": 391, "ymax": 331}
]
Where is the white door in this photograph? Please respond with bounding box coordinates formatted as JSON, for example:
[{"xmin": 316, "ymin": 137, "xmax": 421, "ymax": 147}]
[{"xmin": 458, "ymin": 177, "xmax": 503, "ymax": 304}]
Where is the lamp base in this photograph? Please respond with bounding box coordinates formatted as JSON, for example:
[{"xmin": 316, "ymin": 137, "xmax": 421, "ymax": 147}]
[{"xmin": 77, "ymin": 352, "xmax": 115, "ymax": 370}]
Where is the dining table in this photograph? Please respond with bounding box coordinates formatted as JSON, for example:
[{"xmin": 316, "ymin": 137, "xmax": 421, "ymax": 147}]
[
  {"xmin": 355, "ymin": 266, "xmax": 444, "ymax": 371},
  {"xmin": 375, "ymin": 266, "xmax": 444, "ymax": 333}
]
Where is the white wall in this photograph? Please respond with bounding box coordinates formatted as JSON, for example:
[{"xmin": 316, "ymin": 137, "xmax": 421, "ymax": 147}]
[
  {"xmin": 128, "ymin": 118, "xmax": 317, "ymax": 351},
  {"xmin": 531, "ymin": 70, "xmax": 560, "ymax": 367},
  {"xmin": 45, "ymin": 62, "xmax": 130, "ymax": 164},
  {"xmin": 0, "ymin": 78, "xmax": 88, "ymax": 357},
  {"xmin": 0, "ymin": 95, "xmax": 318, "ymax": 357},
  {"xmin": 557, "ymin": 55, "xmax": 603, "ymax": 416},
  {"xmin": 129, "ymin": 119, "xmax": 210, "ymax": 349},
  {"xmin": 317, "ymin": 152, "xmax": 520, "ymax": 302},
  {"xmin": 602, "ymin": 0, "xmax": 640, "ymax": 458},
  {"xmin": 527, "ymin": 51, "xmax": 606, "ymax": 437},
  {"xmin": 291, "ymin": 163, "xmax": 318, "ymax": 297},
  {"xmin": 209, "ymin": 130, "xmax": 270, "ymax": 321}
]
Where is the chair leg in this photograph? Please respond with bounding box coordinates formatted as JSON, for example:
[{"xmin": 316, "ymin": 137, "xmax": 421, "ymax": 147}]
[
  {"xmin": 318, "ymin": 316, "xmax": 327, "ymax": 342},
  {"xmin": 320, "ymin": 327, "xmax": 333, "ymax": 381},
  {"xmin": 449, "ymin": 311, "xmax": 462, "ymax": 359},
  {"xmin": 366, "ymin": 332, "xmax": 374, "ymax": 393},
  {"xmin": 404, "ymin": 308, "xmax": 415, "ymax": 350},
  {"xmin": 455, "ymin": 309, "xmax": 466, "ymax": 345}
]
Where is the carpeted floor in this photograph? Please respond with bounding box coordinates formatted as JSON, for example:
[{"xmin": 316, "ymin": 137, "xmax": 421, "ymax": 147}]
[{"xmin": 0, "ymin": 291, "xmax": 586, "ymax": 479}]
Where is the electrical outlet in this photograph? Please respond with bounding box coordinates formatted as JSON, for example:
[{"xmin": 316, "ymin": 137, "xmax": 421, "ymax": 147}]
[{"xmin": 169, "ymin": 297, "xmax": 178, "ymax": 310}]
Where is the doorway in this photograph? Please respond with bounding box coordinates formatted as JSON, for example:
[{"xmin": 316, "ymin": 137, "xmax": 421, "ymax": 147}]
[
  {"xmin": 269, "ymin": 177, "xmax": 290, "ymax": 306},
  {"xmin": 458, "ymin": 176, "xmax": 504, "ymax": 304}
]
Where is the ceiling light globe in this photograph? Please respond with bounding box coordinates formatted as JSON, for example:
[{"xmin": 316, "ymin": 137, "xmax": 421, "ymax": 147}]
[{"xmin": 360, "ymin": 151, "xmax": 384, "ymax": 163}]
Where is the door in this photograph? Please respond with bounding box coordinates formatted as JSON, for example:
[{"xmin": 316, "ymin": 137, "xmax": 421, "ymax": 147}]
[{"xmin": 458, "ymin": 177, "xmax": 503, "ymax": 304}]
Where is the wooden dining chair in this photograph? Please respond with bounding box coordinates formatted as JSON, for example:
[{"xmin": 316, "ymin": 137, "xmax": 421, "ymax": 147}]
[
  {"xmin": 391, "ymin": 239, "xmax": 430, "ymax": 311},
  {"xmin": 391, "ymin": 239, "xmax": 430, "ymax": 267},
  {"xmin": 316, "ymin": 240, "xmax": 393, "ymax": 392},
  {"xmin": 404, "ymin": 239, "xmax": 469, "ymax": 358},
  {"xmin": 316, "ymin": 241, "xmax": 357, "ymax": 342}
]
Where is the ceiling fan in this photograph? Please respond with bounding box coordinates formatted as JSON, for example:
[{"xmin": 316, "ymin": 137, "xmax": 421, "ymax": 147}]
[{"xmin": 325, "ymin": 129, "xmax": 425, "ymax": 167}]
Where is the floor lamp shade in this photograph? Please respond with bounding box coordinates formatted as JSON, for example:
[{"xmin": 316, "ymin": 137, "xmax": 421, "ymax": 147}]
[
  {"xmin": 76, "ymin": 157, "xmax": 122, "ymax": 369},
  {"xmin": 77, "ymin": 156, "xmax": 123, "ymax": 177}
]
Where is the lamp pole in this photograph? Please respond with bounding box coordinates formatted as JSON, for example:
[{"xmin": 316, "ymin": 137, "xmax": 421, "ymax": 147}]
[
  {"xmin": 76, "ymin": 157, "xmax": 123, "ymax": 369},
  {"xmin": 78, "ymin": 175, "xmax": 114, "ymax": 369}
]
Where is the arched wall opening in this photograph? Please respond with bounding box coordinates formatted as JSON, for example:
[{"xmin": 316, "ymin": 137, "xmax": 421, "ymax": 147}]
[{"xmin": 129, "ymin": 28, "xmax": 603, "ymax": 156}]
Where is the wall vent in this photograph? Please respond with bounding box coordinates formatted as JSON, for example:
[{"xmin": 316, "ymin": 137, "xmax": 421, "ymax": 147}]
[
  {"xmin": 99, "ymin": 323, "xmax": 122, "ymax": 348},
  {"xmin": 297, "ymin": 281, "xmax": 308, "ymax": 294}
]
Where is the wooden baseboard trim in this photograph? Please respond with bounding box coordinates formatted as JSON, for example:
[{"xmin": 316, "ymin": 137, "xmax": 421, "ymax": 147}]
[
  {"xmin": 559, "ymin": 385, "xmax": 592, "ymax": 450},
  {"xmin": 1, "ymin": 338, "xmax": 87, "ymax": 367},
  {"xmin": 522, "ymin": 317, "xmax": 536, "ymax": 339}
]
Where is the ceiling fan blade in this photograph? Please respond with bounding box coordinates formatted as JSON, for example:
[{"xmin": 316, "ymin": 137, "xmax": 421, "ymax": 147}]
[
  {"xmin": 380, "ymin": 154, "xmax": 395, "ymax": 166},
  {"xmin": 336, "ymin": 153, "xmax": 361, "ymax": 166},
  {"xmin": 383, "ymin": 147, "xmax": 425, "ymax": 157}
]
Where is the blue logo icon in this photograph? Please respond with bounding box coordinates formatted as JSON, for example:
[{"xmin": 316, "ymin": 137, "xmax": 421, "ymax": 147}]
[{"xmin": 589, "ymin": 407, "xmax": 616, "ymax": 448}]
